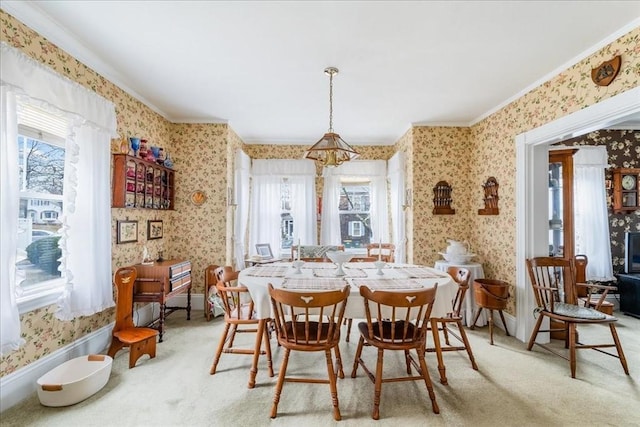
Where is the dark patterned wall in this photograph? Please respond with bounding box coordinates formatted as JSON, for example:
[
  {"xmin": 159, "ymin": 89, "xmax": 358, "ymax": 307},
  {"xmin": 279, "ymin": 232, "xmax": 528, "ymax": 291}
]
[{"xmin": 556, "ymin": 129, "xmax": 640, "ymax": 274}]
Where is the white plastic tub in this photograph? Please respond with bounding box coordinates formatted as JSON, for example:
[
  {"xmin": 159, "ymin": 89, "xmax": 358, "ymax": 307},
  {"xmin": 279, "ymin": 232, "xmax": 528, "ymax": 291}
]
[{"xmin": 36, "ymin": 354, "xmax": 113, "ymax": 407}]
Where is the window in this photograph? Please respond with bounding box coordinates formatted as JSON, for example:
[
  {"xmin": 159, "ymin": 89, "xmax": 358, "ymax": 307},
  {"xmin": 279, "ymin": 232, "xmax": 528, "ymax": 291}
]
[
  {"xmin": 280, "ymin": 178, "xmax": 294, "ymax": 250},
  {"xmin": 339, "ymin": 181, "xmax": 371, "ymax": 249},
  {"xmin": 15, "ymin": 107, "xmax": 68, "ymax": 300}
]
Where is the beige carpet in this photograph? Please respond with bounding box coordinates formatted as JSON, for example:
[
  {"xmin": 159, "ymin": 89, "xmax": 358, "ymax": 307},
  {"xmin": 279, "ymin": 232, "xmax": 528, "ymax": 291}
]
[{"xmin": 2, "ymin": 310, "xmax": 638, "ymax": 426}]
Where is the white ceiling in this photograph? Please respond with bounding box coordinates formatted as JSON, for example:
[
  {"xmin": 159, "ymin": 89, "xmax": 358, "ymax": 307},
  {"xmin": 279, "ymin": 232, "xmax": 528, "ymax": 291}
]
[{"xmin": 3, "ymin": 1, "xmax": 639, "ymax": 145}]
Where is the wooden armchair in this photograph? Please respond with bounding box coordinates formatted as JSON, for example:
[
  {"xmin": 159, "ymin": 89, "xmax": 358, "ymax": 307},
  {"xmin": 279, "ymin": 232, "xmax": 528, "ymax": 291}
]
[
  {"xmin": 525, "ymin": 257, "xmax": 629, "ymax": 378},
  {"xmin": 426, "ymin": 267, "xmax": 478, "ymax": 385},
  {"xmin": 268, "ymin": 284, "xmax": 350, "ymax": 421},
  {"xmin": 108, "ymin": 267, "xmax": 159, "ymax": 368},
  {"xmin": 366, "ymin": 243, "xmax": 395, "ymax": 263},
  {"xmin": 351, "ymin": 285, "xmax": 440, "ymax": 419},
  {"xmin": 209, "ymin": 266, "xmax": 273, "ymax": 388}
]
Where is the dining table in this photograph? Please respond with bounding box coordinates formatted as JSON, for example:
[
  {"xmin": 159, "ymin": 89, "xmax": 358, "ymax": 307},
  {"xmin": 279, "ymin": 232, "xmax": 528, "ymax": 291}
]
[{"xmin": 238, "ymin": 260, "xmax": 458, "ymax": 385}]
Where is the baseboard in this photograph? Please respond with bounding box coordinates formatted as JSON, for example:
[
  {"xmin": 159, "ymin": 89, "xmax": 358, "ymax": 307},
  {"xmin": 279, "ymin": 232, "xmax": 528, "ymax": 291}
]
[{"xmin": 0, "ymin": 323, "xmax": 113, "ymax": 413}]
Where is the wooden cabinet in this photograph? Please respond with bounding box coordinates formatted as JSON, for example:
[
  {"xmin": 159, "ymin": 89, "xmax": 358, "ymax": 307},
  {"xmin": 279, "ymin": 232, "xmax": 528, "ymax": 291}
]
[
  {"xmin": 133, "ymin": 259, "xmax": 191, "ymax": 342},
  {"xmin": 112, "ymin": 154, "xmax": 175, "ymax": 210},
  {"xmin": 612, "ymin": 168, "xmax": 640, "ymax": 213}
]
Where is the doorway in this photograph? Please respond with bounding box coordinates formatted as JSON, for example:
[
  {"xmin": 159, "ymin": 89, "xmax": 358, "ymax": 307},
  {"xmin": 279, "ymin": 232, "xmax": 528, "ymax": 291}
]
[{"xmin": 515, "ymin": 86, "xmax": 640, "ymax": 342}]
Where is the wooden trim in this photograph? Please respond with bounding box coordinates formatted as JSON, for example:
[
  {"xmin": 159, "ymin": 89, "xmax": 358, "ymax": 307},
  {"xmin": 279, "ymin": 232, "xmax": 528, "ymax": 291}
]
[{"xmin": 549, "ymin": 149, "xmax": 577, "ymax": 260}]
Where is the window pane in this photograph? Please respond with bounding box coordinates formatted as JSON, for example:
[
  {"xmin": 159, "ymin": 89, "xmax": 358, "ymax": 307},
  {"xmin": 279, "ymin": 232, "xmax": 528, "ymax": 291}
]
[
  {"xmin": 339, "ymin": 182, "xmax": 371, "ymax": 249},
  {"xmin": 280, "ymin": 178, "xmax": 293, "ymax": 250},
  {"xmin": 16, "ymin": 134, "xmax": 64, "ymax": 288}
]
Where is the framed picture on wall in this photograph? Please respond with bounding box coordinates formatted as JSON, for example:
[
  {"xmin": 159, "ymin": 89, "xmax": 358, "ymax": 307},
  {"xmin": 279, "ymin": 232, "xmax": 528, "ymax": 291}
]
[
  {"xmin": 148, "ymin": 220, "xmax": 163, "ymax": 240},
  {"xmin": 117, "ymin": 220, "xmax": 138, "ymax": 244}
]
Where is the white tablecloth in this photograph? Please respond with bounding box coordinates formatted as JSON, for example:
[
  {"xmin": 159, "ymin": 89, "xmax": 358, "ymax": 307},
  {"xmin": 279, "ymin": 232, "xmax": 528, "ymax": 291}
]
[
  {"xmin": 434, "ymin": 260, "xmax": 487, "ymax": 327},
  {"xmin": 239, "ymin": 262, "xmax": 456, "ymax": 320}
]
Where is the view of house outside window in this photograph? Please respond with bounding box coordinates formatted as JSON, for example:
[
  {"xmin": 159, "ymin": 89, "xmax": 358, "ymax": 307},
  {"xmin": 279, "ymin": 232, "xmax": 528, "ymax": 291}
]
[
  {"xmin": 339, "ymin": 181, "xmax": 371, "ymax": 249},
  {"xmin": 16, "ymin": 126, "xmax": 65, "ymax": 289},
  {"xmin": 280, "ymin": 178, "xmax": 293, "ymax": 250}
]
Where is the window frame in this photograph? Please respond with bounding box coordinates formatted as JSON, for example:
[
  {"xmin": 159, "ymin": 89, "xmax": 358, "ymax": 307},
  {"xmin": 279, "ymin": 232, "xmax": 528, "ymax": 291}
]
[{"xmin": 15, "ymin": 120, "xmax": 67, "ymax": 313}]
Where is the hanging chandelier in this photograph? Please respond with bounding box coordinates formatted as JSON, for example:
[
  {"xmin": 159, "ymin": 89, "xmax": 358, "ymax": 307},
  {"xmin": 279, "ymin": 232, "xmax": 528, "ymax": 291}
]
[{"xmin": 303, "ymin": 67, "xmax": 359, "ymax": 167}]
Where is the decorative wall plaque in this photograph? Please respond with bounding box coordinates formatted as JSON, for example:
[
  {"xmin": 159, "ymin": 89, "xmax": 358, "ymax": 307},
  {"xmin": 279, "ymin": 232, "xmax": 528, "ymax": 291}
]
[{"xmin": 591, "ymin": 55, "xmax": 621, "ymax": 87}]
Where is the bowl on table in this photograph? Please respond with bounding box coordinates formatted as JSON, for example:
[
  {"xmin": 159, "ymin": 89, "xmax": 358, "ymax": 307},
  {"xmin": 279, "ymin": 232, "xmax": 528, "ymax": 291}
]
[
  {"xmin": 326, "ymin": 251, "xmax": 353, "ymax": 265},
  {"xmin": 438, "ymin": 252, "xmax": 476, "ymax": 265}
]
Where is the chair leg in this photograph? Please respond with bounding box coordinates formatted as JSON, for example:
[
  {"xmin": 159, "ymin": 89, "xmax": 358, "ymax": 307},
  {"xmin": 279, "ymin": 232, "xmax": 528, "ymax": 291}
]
[
  {"xmin": 441, "ymin": 321, "xmax": 451, "ymax": 346},
  {"xmin": 333, "ymin": 343, "xmax": 344, "ymax": 379},
  {"xmin": 430, "ymin": 318, "xmax": 448, "ymax": 385},
  {"xmin": 372, "ymin": 348, "xmax": 384, "ymax": 420},
  {"xmin": 416, "ymin": 347, "xmax": 440, "ymax": 414},
  {"xmin": 351, "ymin": 336, "xmax": 365, "ymax": 378},
  {"xmin": 455, "ymin": 319, "xmax": 478, "ymax": 370},
  {"xmin": 263, "ymin": 320, "xmax": 274, "ymax": 377},
  {"xmin": 345, "ymin": 318, "xmax": 352, "ymax": 342},
  {"xmin": 228, "ymin": 324, "xmax": 238, "ymax": 348},
  {"xmin": 248, "ymin": 319, "xmax": 266, "ymax": 388},
  {"xmin": 471, "ymin": 307, "xmax": 483, "ymax": 330},
  {"xmin": 107, "ymin": 338, "xmax": 124, "ymax": 359},
  {"xmin": 568, "ymin": 322, "xmax": 577, "ymax": 378},
  {"xmin": 498, "ymin": 310, "xmax": 510, "ymax": 336},
  {"xmin": 128, "ymin": 337, "xmax": 156, "ymax": 369},
  {"xmin": 527, "ymin": 314, "xmax": 544, "ymax": 350},
  {"xmin": 271, "ymin": 348, "xmax": 290, "ymax": 419},
  {"xmin": 210, "ymin": 323, "xmax": 230, "ymax": 374},
  {"xmin": 609, "ymin": 323, "xmax": 629, "ymax": 375},
  {"xmin": 325, "ymin": 349, "xmax": 342, "ymax": 421}
]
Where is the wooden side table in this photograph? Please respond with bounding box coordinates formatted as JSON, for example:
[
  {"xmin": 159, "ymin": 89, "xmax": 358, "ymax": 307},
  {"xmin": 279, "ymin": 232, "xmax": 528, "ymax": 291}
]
[{"xmin": 133, "ymin": 259, "xmax": 192, "ymax": 342}]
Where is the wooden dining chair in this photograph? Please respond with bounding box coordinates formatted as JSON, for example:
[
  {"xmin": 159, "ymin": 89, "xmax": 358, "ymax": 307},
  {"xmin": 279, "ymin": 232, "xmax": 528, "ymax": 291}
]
[
  {"xmin": 204, "ymin": 264, "xmax": 220, "ymax": 321},
  {"xmin": 426, "ymin": 267, "xmax": 478, "ymax": 384},
  {"xmin": 351, "ymin": 285, "xmax": 440, "ymax": 420},
  {"xmin": 107, "ymin": 267, "xmax": 159, "ymax": 369},
  {"xmin": 209, "ymin": 266, "xmax": 273, "ymax": 388},
  {"xmin": 366, "ymin": 243, "xmax": 395, "ymax": 263},
  {"xmin": 526, "ymin": 257, "xmax": 629, "ymax": 378},
  {"xmin": 268, "ymin": 283, "xmax": 350, "ymax": 421}
]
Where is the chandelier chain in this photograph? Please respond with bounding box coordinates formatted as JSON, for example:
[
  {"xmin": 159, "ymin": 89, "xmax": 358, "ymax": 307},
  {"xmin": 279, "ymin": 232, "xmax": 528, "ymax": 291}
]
[{"xmin": 328, "ymin": 71, "xmax": 333, "ymax": 132}]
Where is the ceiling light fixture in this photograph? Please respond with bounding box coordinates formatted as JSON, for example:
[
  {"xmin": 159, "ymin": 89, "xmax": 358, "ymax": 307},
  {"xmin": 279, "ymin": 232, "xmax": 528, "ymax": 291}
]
[{"xmin": 304, "ymin": 67, "xmax": 359, "ymax": 167}]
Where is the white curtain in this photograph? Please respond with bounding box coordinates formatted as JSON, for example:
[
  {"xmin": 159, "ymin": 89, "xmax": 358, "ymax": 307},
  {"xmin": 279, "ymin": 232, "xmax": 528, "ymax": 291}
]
[
  {"xmin": 387, "ymin": 152, "xmax": 407, "ymax": 263},
  {"xmin": 321, "ymin": 160, "xmax": 389, "ymax": 245},
  {"xmin": 0, "ymin": 85, "xmax": 25, "ymax": 354},
  {"xmin": 250, "ymin": 159, "xmax": 317, "ymax": 257},
  {"xmin": 573, "ymin": 146, "xmax": 614, "ymax": 281},
  {"xmin": 1, "ymin": 42, "xmax": 117, "ymax": 326},
  {"xmin": 234, "ymin": 149, "xmax": 251, "ymax": 271}
]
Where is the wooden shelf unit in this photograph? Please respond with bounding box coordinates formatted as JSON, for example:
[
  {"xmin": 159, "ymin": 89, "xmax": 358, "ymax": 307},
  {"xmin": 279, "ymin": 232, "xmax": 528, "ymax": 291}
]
[
  {"xmin": 133, "ymin": 259, "xmax": 191, "ymax": 342},
  {"xmin": 112, "ymin": 154, "xmax": 175, "ymax": 210},
  {"xmin": 478, "ymin": 176, "xmax": 500, "ymax": 215},
  {"xmin": 433, "ymin": 180, "xmax": 455, "ymax": 214}
]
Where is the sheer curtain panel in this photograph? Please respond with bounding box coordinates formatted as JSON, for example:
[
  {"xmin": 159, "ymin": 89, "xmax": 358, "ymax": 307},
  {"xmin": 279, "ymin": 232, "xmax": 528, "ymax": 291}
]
[
  {"xmin": 387, "ymin": 152, "xmax": 407, "ymax": 263},
  {"xmin": 573, "ymin": 146, "xmax": 614, "ymax": 281},
  {"xmin": 1, "ymin": 43, "xmax": 117, "ymax": 327},
  {"xmin": 234, "ymin": 149, "xmax": 251, "ymax": 270}
]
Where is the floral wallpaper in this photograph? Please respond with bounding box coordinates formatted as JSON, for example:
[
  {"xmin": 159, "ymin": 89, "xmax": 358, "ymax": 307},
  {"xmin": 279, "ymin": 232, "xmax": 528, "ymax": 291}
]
[
  {"xmin": 1, "ymin": 8, "xmax": 639, "ymax": 378},
  {"xmin": 556, "ymin": 130, "xmax": 640, "ymax": 273}
]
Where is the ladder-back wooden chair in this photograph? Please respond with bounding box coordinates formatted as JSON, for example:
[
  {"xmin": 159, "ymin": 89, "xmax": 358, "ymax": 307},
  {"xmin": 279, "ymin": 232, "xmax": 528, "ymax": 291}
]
[
  {"xmin": 351, "ymin": 285, "xmax": 440, "ymax": 420},
  {"xmin": 108, "ymin": 267, "xmax": 159, "ymax": 368},
  {"xmin": 526, "ymin": 257, "xmax": 629, "ymax": 378},
  {"xmin": 366, "ymin": 243, "xmax": 395, "ymax": 263},
  {"xmin": 209, "ymin": 266, "xmax": 273, "ymax": 388},
  {"xmin": 426, "ymin": 267, "xmax": 478, "ymax": 384},
  {"xmin": 268, "ymin": 284, "xmax": 350, "ymax": 421}
]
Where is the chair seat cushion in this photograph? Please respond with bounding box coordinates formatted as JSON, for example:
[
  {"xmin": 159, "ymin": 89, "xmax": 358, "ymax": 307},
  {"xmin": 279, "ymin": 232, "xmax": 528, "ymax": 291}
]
[
  {"xmin": 357, "ymin": 320, "xmax": 417, "ymax": 342},
  {"xmin": 283, "ymin": 321, "xmax": 332, "ymax": 344},
  {"xmin": 552, "ymin": 302, "xmax": 608, "ymax": 320}
]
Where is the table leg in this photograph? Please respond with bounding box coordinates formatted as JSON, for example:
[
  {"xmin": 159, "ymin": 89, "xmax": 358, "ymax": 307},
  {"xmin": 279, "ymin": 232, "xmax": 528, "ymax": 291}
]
[
  {"xmin": 248, "ymin": 319, "xmax": 266, "ymax": 389},
  {"xmin": 429, "ymin": 318, "xmax": 447, "ymax": 385},
  {"xmin": 159, "ymin": 302, "xmax": 166, "ymax": 343},
  {"xmin": 186, "ymin": 287, "xmax": 192, "ymax": 320}
]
